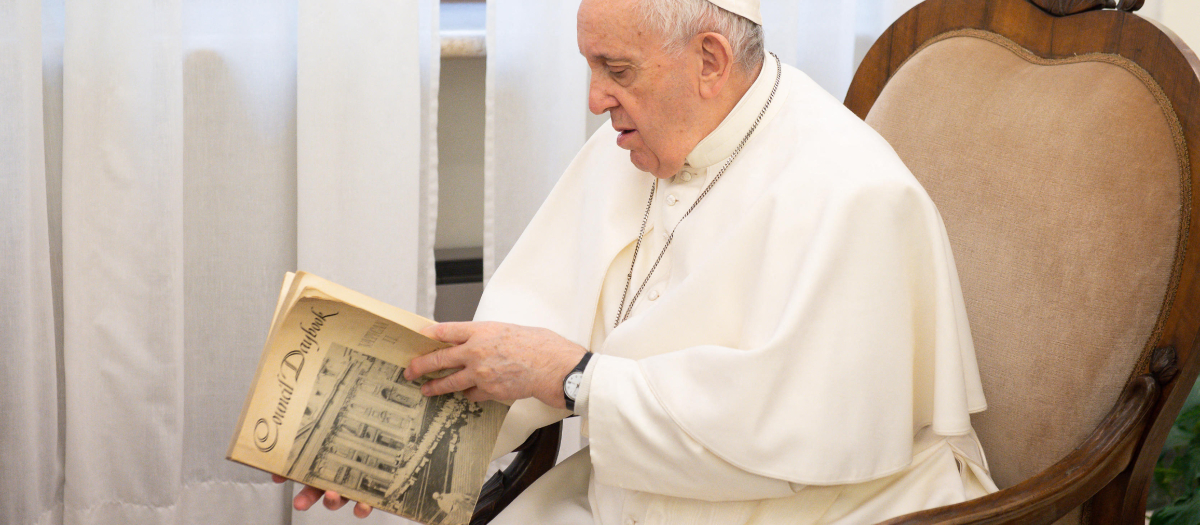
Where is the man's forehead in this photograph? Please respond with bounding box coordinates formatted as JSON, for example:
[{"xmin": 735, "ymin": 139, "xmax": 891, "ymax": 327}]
[
  {"xmin": 578, "ymin": 0, "xmax": 637, "ymax": 18},
  {"xmin": 579, "ymin": 37, "xmax": 646, "ymax": 65},
  {"xmin": 583, "ymin": 50, "xmax": 635, "ymax": 63},
  {"xmin": 577, "ymin": 0, "xmax": 652, "ymax": 62}
]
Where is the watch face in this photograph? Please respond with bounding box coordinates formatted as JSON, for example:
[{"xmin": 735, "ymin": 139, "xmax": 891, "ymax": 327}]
[{"xmin": 564, "ymin": 371, "xmax": 583, "ymax": 400}]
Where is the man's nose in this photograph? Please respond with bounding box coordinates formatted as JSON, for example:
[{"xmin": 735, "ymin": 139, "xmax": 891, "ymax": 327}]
[{"xmin": 588, "ymin": 78, "xmax": 617, "ymax": 115}]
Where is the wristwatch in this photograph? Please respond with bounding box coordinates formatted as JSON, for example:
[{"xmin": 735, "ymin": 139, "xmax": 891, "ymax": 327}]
[{"xmin": 563, "ymin": 352, "xmax": 594, "ymax": 412}]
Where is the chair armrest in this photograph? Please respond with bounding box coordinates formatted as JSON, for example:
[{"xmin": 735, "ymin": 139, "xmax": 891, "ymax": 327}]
[
  {"xmin": 470, "ymin": 421, "xmax": 563, "ymax": 525},
  {"xmin": 879, "ymin": 374, "xmax": 1159, "ymax": 525}
]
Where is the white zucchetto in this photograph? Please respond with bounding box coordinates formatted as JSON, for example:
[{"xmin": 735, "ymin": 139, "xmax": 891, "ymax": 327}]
[{"xmin": 707, "ymin": 0, "xmax": 761, "ymax": 25}]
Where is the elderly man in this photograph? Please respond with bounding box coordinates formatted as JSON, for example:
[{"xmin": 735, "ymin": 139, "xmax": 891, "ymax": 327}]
[{"xmin": 290, "ymin": 0, "xmax": 998, "ymax": 522}]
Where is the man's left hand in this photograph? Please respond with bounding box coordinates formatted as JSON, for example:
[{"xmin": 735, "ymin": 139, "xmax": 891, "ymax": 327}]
[
  {"xmin": 405, "ymin": 322, "xmax": 587, "ymax": 409},
  {"xmin": 271, "ymin": 474, "xmax": 374, "ymax": 518}
]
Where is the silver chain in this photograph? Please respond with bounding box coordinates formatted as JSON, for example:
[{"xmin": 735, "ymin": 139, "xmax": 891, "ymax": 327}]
[{"xmin": 614, "ymin": 53, "xmax": 782, "ymax": 328}]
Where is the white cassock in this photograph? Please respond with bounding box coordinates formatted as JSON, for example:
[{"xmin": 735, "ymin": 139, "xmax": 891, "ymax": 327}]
[{"xmin": 477, "ymin": 53, "xmax": 999, "ymax": 525}]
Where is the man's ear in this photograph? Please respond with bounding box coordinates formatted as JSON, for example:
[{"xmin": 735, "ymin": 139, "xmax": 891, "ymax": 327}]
[{"xmin": 696, "ymin": 32, "xmax": 734, "ymax": 99}]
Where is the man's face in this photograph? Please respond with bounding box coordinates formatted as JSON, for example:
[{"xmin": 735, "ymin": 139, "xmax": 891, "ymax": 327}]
[{"xmin": 578, "ymin": 0, "xmax": 703, "ymax": 178}]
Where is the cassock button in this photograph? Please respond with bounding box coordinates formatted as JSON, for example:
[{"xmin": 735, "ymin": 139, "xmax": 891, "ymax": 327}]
[
  {"xmin": 648, "ymin": 290, "xmax": 660, "ymax": 301},
  {"xmin": 666, "ymin": 194, "xmax": 678, "ymax": 206},
  {"xmin": 681, "ymin": 172, "xmax": 692, "ymax": 182}
]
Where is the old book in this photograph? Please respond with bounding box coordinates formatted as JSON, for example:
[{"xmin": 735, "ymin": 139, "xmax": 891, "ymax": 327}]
[{"xmin": 228, "ymin": 271, "xmax": 507, "ymax": 525}]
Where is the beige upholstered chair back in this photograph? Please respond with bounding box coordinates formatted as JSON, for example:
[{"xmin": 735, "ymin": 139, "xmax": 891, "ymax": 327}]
[{"xmin": 863, "ymin": 21, "xmax": 1189, "ymax": 508}]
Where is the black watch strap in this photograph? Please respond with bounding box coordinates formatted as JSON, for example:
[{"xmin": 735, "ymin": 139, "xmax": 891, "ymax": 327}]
[{"xmin": 563, "ymin": 352, "xmax": 594, "ymax": 412}]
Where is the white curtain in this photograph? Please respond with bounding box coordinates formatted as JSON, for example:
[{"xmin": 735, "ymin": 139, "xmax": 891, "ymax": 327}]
[
  {"xmin": 762, "ymin": 0, "xmax": 922, "ymax": 101},
  {"xmin": 1, "ymin": 2, "xmax": 60, "ymax": 525},
  {"xmin": 483, "ymin": 0, "xmax": 588, "ymax": 282},
  {"xmin": 3, "ymin": 0, "xmax": 438, "ymax": 523}
]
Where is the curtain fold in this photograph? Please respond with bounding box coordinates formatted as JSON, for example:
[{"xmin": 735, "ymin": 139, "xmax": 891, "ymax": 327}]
[
  {"xmin": 179, "ymin": 0, "xmax": 298, "ymax": 523},
  {"xmin": 297, "ymin": 0, "xmax": 426, "ymax": 311},
  {"xmin": 1, "ymin": 1, "xmax": 61, "ymax": 525},
  {"xmin": 762, "ymin": 0, "xmax": 923, "ymax": 100},
  {"xmin": 295, "ymin": 1, "xmax": 432, "ymax": 520},
  {"xmin": 762, "ymin": 0, "xmax": 859, "ymax": 99},
  {"xmin": 483, "ymin": 0, "xmax": 588, "ymax": 281},
  {"xmin": 60, "ymin": 0, "xmax": 186, "ymax": 524},
  {"xmin": 418, "ymin": 0, "xmax": 441, "ymax": 319}
]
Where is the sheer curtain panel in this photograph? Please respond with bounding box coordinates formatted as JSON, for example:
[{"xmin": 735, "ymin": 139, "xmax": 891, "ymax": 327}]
[
  {"xmin": 762, "ymin": 0, "xmax": 921, "ymax": 100},
  {"xmin": 179, "ymin": 0, "xmax": 300, "ymax": 523},
  {"xmin": 297, "ymin": 0, "xmax": 436, "ymax": 315},
  {"xmin": 1, "ymin": 1, "xmax": 61, "ymax": 525},
  {"xmin": 297, "ymin": 1, "xmax": 439, "ymax": 523},
  {"xmin": 483, "ymin": 0, "xmax": 588, "ymax": 280},
  {"xmin": 3, "ymin": 0, "xmax": 438, "ymax": 524},
  {"xmin": 61, "ymin": 1, "xmax": 187, "ymax": 523}
]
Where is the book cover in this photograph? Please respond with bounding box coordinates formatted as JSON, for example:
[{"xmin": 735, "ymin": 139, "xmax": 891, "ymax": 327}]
[{"xmin": 228, "ymin": 272, "xmax": 507, "ymax": 525}]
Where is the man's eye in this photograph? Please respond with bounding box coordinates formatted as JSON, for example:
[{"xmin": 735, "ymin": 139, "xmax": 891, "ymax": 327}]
[{"xmin": 609, "ymin": 68, "xmax": 629, "ymax": 79}]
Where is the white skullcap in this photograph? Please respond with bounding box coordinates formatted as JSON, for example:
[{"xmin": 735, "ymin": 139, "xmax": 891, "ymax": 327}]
[{"xmin": 707, "ymin": 0, "xmax": 761, "ymax": 25}]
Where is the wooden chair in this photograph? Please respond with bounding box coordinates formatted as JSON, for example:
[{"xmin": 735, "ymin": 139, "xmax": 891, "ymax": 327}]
[
  {"xmin": 472, "ymin": 0, "xmax": 1200, "ymax": 523},
  {"xmin": 848, "ymin": 0, "xmax": 1200, "ymax": 522}
]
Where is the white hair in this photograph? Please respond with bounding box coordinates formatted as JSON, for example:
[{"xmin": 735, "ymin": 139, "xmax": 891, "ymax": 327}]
[{"xmin": 635, "ymin": 0, "xmax": 765, "ymax": 73}]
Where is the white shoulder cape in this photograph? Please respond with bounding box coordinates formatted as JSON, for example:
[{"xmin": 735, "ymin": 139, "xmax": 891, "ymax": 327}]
[{"xmin": 475, "ymin": 59, "xmax": 987, "ymax": 485}]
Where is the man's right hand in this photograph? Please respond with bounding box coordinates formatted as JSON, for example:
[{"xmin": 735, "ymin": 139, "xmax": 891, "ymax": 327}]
[
  {"xmin": 271, "ymin": 474, "xmax": 374, "ymax": 518},
  {"xmin": 407, "ymin": 321, "xmax": 587, "ymax": 408}
]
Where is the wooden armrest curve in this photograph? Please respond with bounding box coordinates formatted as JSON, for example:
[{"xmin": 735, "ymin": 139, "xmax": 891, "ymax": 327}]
[{"xmin": 879, "ymin": 375, "xmax": 1159, "ymax": 525}]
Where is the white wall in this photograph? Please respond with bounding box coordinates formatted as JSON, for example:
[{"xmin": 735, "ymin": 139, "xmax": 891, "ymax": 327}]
[
  {"xmin": 436, "ymin": 56, "xmax": 486, "ymax": 251},
  {"xmin": 1142, "ymin": 0, "xmax": 1200, "ymax": 53}
]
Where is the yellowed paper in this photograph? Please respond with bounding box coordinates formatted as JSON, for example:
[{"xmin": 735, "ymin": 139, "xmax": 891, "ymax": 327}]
[{"xmin": 228, "ymin": 272, "xmax": 507, "ymax": 525}]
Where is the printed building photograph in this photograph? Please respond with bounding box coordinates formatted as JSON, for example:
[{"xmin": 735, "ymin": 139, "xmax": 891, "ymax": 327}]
[{"xmin": 285, "ymin": 343, "xmax": 503, "ymax": 525}]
